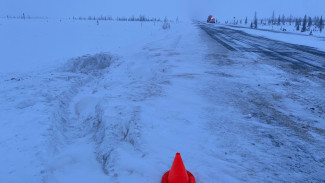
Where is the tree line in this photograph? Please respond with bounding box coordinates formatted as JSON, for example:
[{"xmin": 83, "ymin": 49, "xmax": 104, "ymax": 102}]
[
  {"xmin": 72, "ymin": 15, "xmax": 163, "ymax": 22},
  {"xmin": 2, "ymin": 13, "xmax": 165, "ymax": 23},
  {"xmin": 4, "ymin": 13, "xmax": 47, "ymax": 20},
  {"xmin": 227, "ymin": 12, "xmax": 324, "ymax": 33}
]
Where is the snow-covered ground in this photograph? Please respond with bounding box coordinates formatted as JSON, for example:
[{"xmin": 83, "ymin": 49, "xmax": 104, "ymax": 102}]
[
  {"xmin": 0, "ymin": 18, "xmax": 161, "ymax": 73},
  {"xmin": 0, "ymin": 18, "xmax": 325, "ymax": 183},
  {"xmin": 0, "ymin": 18, "xmax": 169, "ymax": 182}
]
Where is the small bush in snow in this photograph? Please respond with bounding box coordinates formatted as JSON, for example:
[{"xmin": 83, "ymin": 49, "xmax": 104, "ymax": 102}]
[{"xmin": 162, "ymin": 17, "xmax": 170, "ymax": 30}]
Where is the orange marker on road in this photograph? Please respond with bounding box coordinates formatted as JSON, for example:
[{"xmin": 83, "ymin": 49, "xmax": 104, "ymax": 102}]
[{"xmin": 161, "ymin": 153, "xmax": 195, "ymax": 183}]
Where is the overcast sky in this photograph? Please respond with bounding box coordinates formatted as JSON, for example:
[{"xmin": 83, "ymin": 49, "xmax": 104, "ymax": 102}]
[{"xmin": 1, "ymin": 0, "xmax": 324, "ymax": 20}]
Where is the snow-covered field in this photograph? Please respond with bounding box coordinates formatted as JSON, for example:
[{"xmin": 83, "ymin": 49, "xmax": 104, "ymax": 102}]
[
  {"xmin": 0, "ymin": 19, "xmax": 161, "ymax": 73},
  {"xmin": 0, "ymin": 18, "xmax": 171, "ymax": 182},
  {"xmin": 0, "ymin": 18, "xmax": 325, "ymax": 183}
]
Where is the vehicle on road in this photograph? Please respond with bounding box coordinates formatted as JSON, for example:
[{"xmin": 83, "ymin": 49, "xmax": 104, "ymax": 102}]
[{"xmin": 207, "ymin": 15, "xmax": 216, "ymax": 23}]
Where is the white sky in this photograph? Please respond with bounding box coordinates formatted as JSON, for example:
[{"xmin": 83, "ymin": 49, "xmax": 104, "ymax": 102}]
[{"xmin": 1, "ymin": 0, "xmax": 324, "ymax": 20}]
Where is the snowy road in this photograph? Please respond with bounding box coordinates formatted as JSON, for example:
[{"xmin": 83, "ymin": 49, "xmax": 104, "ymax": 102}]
[
  {"xmin": 197, "ymin": 23, "xmax": 325, "ymax": 182},
  {"xmin": 0, "ymin": 21, "xmax": 325, "ymax": 183},
  {"xmin": 200, "ymin": 24, "xmax": 325, "ymax": 71}
]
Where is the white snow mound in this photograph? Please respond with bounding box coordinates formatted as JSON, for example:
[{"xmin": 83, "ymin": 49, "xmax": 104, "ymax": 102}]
[{"xmin": 62, "ymin": 53, "xmax": 115, "ymax": 74}]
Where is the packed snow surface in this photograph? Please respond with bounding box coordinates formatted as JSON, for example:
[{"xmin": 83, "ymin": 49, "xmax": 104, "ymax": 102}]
[
  {"xmin": 0, "ymin": 19, "xmax": 324, "ymax": 183},
  {"xmin": 218, "ymin": 24, "xmax": 325, "ymax": 52}
]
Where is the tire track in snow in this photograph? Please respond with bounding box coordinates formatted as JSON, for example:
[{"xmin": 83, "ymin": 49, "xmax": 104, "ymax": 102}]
[
  {"xmin": 43, "ymin": 39, "xmax": 174, "ymax": 182},
  {"xmin": 43, "ymin": 53, "xmax": 116, "ymax": 182}
]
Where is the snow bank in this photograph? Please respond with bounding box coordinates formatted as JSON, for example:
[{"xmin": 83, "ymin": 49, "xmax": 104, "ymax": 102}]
[{"xmin": 61, "ymin": 53, "xmax": 115, "ymax": 74}]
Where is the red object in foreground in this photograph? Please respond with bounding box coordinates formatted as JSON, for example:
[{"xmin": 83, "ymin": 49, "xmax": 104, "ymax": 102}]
[{"xmin": 161, "ymin": 153, "xmax": 195, "ymax": 183}]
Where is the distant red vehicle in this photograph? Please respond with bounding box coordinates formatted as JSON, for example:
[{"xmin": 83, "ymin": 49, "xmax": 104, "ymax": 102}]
[{"xmin": 207, "ymin": 15, "xmax": 216, "ymax": 23}]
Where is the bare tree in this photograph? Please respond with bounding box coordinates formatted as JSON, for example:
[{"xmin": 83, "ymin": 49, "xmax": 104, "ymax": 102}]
[
  {"xmin": 281, "ymin": 14, "xmax": 285, "ymax": 25},
  {"xmin": 302, "ymin": 15, "xmax": 307, "ymax": 32},
  {"xmin": 289, "ymin": 15, "xmax": 293, "ymax": 25},
  {"xmin": 272, "ymin": 11, "xmax": 275, "ymax": 25},
  {"xmin": 254, "ymin": 12, "xmax": 258, "ymax": 29},
  {"xmin": 308, "ymin": 16, "xmax": 312, "ymax": 29},
  {"xmin": 320, "ymin": 16, "xmax": 323, "ymax": 32},
  {"xmin": 295, "ymin": 19, "xmax": 300, "ymax": 31}
]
